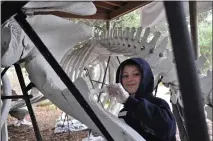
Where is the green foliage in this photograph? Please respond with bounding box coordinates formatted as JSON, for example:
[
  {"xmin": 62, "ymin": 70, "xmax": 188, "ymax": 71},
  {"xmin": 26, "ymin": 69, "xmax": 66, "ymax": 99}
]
[
  {"xmin": 197, "ymin": 10, "xmax": 212, "ymax": 73},
  {"xmin": 70, "ymin": 9, "xmax": 141, "ymax": 36},
  {"xmin": 111, "ymin": 10, "xmax": 141, "ymax": 28},
  {"xmin": 145, "ymin": 9, "xmax": 212, "ymax": 73}
]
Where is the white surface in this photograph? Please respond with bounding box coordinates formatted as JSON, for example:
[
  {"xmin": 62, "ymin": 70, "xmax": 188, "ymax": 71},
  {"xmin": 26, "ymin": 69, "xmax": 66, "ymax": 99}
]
[
  {"xmin": 24, "ymin": 2, "xmax": 97, "ymax": 16},
  {"xmin": 140, "ymin": 1, "xmax": 212, "ymax": 28},
  {"xmin": 26, "ymin": 15, "xmax": 93, "ymax": 62},
  {"xmin": 54, "ymin": 118, "xmax": 88, "ymax": 133},
  {"xmin": 1, "ymin": 20, "xmax": 25, "ymax": 67},
  {"xmin": 1, "ymin": 74, "xmax": 12, "ymax": 141},
  {"xmin": 1, "ymin": 74, "xmax": 12, "ymax": 128},
  {"xmin": 156, "ymin": 86, "xmax": 171, "ymax": 109}
]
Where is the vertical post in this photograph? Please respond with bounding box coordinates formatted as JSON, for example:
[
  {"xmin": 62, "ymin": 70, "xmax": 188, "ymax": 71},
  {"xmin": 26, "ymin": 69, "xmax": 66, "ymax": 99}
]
[
  {"xmin": 189, "ymin": 1, "xmax": 199, "ymax": 59},
  {"xmin": 98, "ymin": 56, "xmax": 111, "ymax": 103},
  {"xmin": 14, "ymin": 64, "xmax": 42, "ymax": 141},
  {"xmin": 164, "ymin": 2, "xmax": 209, "ymax": 141},
  {"xmin": 106, "ymin": 20, "xmax": 110, "ymax": 31},
  {"xmin": 84, "ymin": 68, "xmax": 95, "ymax": 89}
]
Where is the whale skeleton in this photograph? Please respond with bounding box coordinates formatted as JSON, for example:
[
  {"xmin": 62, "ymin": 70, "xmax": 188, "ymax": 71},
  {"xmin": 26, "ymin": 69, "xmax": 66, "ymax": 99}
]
[{"xmin": 1, "ymin": 2, "xmax": 212, "ymax": 141}]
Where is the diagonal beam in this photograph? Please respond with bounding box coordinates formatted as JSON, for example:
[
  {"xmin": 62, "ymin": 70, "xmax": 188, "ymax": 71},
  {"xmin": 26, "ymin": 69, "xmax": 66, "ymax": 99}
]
[
  {"xmin": 14, "ymin": 64, "xmax": 42, "ymax": 141},
  {"xmin": 14, "ymin": 11, "xmax": 114, "ymax": 141},
  {"xmin": 93, "ymin": 1, "xmax": 117, "ymax": 11},
  {"xmin": 103, "ymin": 1, "xmax": 126, "ymax": 7},
  {"xmin": 1, "ymin": 1, "xmax": 28, "ymax": 25}
]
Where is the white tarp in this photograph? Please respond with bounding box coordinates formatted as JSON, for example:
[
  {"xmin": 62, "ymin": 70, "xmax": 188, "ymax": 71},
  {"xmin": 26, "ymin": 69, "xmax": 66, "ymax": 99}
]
[
  {"xmin": 54, "ymin": 118, "xmax": 88, "ymax": 133},
  {"xmin": 140, "ymin": 1, "xmax": 212, "ymax": 28}
]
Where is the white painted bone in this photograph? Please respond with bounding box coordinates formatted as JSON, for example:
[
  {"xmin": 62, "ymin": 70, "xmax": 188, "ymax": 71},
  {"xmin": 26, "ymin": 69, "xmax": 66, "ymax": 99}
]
[
  {"xmin": 23, "ymin": 2, "xmax": 97, "ymax": 16},
  {"xmin": 1, "ymin": 74, "xmax": 12, "ymax": 141}
]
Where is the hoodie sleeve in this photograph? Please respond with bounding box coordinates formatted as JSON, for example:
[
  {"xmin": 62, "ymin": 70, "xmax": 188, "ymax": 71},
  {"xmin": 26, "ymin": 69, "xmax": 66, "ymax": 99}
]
[{"xmin": 124, "ymin": 96, "xmax": 176, "ymax": 140}]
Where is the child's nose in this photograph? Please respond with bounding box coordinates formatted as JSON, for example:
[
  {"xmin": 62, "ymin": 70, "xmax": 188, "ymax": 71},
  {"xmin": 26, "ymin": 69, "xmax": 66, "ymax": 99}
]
[{"xmin": 127, "ymin": 76, "xmax": 134, "ymax": 81}]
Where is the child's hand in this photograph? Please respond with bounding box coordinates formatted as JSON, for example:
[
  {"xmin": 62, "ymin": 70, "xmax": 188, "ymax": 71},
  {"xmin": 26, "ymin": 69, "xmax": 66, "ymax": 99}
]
[{"xmin": 107, "ymin": 83, "xmax": 129, "ymax": 104}]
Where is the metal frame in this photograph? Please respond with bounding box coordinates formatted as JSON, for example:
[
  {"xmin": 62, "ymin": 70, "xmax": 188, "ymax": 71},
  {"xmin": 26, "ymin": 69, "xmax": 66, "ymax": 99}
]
[
  {"xmin": 1, "ymin": 65, "xmax": 41, "ymax": 140},
  {"xmin": 14, "ymin": 64, "xmax": 43, "ymax": 140},
  {"xmin": 98, "ymin": 56, "xmax": 111, "ymax": 103},
  {"xmin": 1, "ymin": 1, "xmax": 28, "ymax": 25},
  {"xmin": 1, "ymin": 81, "xmax": 34, "ymax": 100},
  {"xmin": 14, "ymin": 11, "xmax": 114, "ymax": 141},
  {"xmin": 173, "ymin": 101, "xmax": 190, "ymax": 141},
  {"xmin": 1, "ymin": 1, "xmax": 210, "ymax": 141},
  {"xmin": 164, "ymin": 2, "xmax": 209, "ymax": 141},
  {"xmin": 189, "ymin": 1, "xmax": 199, "ymax": 59},
  {"xmin": 1, "ymin": 67, "xmax": 10, "ymax": 78},
  {"xmin": 1, "ymin": 95, "xmax": 33, "ymax": 100},
  {"xmin": 84, "ymin": 68, "xmax": 95, "ymax": 88}
]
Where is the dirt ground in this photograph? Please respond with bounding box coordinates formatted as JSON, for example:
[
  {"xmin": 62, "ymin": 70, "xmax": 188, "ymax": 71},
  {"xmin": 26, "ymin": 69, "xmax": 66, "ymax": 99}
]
[
  {"xmin": 7, "ymin": 105, "xmax": 88, "ymax": 141},
  {"xmin": 7, "ymin": 104, "xmax": 212, "ymax": 141}
]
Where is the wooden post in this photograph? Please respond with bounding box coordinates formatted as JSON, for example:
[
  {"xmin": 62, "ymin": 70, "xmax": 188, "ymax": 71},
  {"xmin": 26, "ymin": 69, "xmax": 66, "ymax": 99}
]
[{"xmin": 189, "ymin": 1, "xmax": 199, "ymax": 59}]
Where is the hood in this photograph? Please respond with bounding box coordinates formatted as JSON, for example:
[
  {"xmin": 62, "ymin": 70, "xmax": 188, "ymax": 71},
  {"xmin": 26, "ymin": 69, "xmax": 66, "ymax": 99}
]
[{"xmin": 116, "ymin": 57, "xmax": 154, "ymax": 99}]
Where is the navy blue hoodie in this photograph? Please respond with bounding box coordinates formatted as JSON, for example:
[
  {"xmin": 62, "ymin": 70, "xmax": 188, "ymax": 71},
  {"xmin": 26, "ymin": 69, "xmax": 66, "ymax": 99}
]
[{"xmin": 116, "ymin": 58, "xmax": 176, "ymax": 141}]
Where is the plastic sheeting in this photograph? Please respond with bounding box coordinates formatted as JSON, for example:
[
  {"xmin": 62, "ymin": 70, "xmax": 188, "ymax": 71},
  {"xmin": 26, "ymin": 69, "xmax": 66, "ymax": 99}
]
[{"xmin": 54, "ymin": 118, "xmax": 88, "ymax": 133}]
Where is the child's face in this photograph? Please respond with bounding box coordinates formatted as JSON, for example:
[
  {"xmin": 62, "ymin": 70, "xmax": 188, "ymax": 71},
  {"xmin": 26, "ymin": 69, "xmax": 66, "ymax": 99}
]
[{"xmin": 122, "ymin": 65, "xmax": 141, "ymax": 95}]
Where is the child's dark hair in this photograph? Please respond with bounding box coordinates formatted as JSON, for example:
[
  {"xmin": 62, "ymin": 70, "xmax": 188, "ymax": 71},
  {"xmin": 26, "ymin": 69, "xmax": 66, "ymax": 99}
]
[
  {"xmin": 119, "ymin": 59, "xmax": 143, "ymax": 82},
  {"xmin": 120, "ymin": 59, "xmax": 141, "ymax": 71}
]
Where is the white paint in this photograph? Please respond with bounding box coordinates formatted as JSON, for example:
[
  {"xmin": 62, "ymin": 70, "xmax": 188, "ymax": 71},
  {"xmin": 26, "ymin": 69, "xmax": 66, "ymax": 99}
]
[
  {"xmin": 25, "ymin": 15, "xmax": 93, "ymax": 61},
  {"xmin": 24, "ymin": 2, "xmax": 97, "ymax": 16},
  {"xmin": 1, "ymin": 20, "xmax": 25, "ymax": 67}
]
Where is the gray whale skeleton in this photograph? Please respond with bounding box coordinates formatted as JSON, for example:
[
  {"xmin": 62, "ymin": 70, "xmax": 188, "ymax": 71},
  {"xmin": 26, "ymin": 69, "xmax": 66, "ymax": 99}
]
[{"xmin": 1, "ymin": 1, "xmax": 210, "ymax": 141}]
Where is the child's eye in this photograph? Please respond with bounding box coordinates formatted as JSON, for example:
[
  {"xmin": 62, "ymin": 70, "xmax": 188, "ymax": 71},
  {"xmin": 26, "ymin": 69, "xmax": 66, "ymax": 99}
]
[
  {"xmin": 134, "ymin": 73, "xmax": 140, "ymax": 76},
  {"xmin": 123, "ymin": 75, "xmax": 128, "ymax": 78}
]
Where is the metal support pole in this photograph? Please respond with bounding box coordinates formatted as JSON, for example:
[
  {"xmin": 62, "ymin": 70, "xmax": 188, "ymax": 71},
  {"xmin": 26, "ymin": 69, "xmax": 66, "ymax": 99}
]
[
  {"xmin": 1, "ymin": 1, "xmax": 28, "ymax": 25},
  {"xmin": 1, "ymin": 95, "xmax": 33, "ymax": 100},
  {"xmin": 14, "ymin": 11, "xmax": 114, "ymax": 141},
  {"xmin": 106, "ymin": 21, "xmax": 110, "ymax": 31},
  {"xmin": 84, "ymin": 68, "xmax": 95, "ymax": 88},
  {"xmin": 92, "ymin": 80, "xmax": 108, "ymax": 86},
  {"xmin": 14, "ymin": 64, "xmax": 42, "ymax": 141},
  {"xmin": 116, "ymin": 56, "xmax": 121, "ymax": 64},
  {"xmin": 1, "ymin": 67, "xmax": 10, "ymax": 78},
  {"xmin": 98, "ymin": 56, "xmax": 111, "ymax": 103},
  {"xmin": 171, "ymin": 99, "xmax": 190, "ymax": 141},
  {"xmin": 164, "ymin": 2, "xmax": 209, "ymax": 141},
  {"xmin": 84, "ymin": 68, "xmax": 94, "ymax": 140},
  {"xmin": 189, "ymin": 1, "xmax": 199, "ymax": 59},
  {"xmin": 26, "ymin": 82, "xmax": 36, "ymax": 92},
  {"xmin": 101, "ymin": 56, "xmax": 111, "ymax": 89}
]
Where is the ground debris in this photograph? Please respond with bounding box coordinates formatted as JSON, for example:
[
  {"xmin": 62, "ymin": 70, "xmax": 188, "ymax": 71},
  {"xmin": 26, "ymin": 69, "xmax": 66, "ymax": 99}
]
[{"xmin": 8, "ymin": 106, "xmax": 88, "ymax": 141}]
